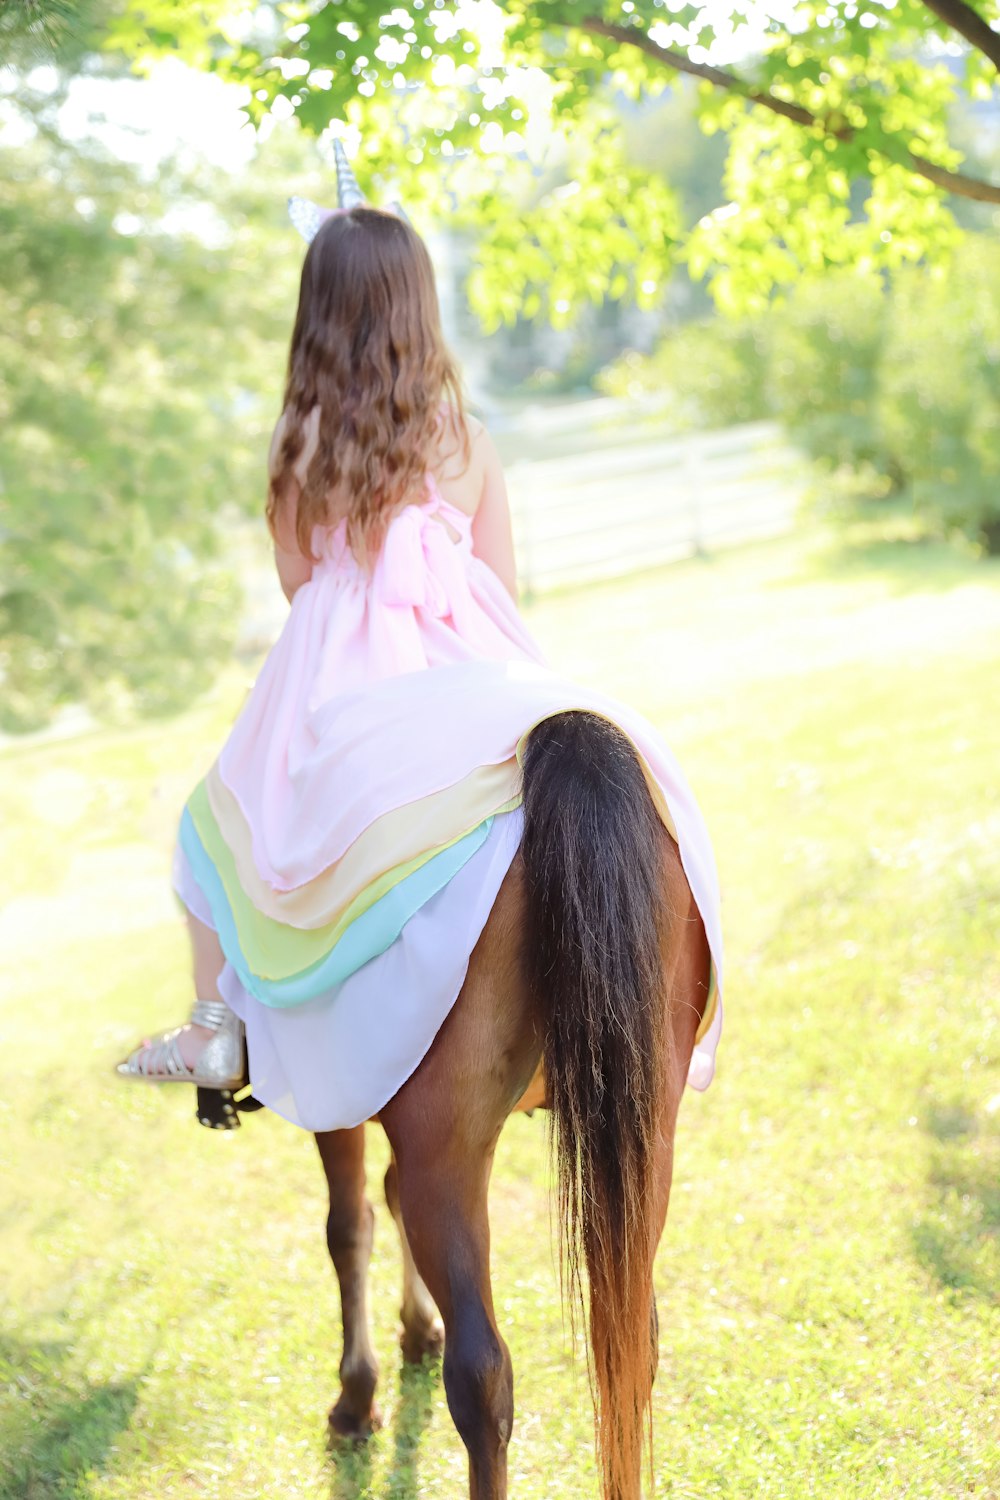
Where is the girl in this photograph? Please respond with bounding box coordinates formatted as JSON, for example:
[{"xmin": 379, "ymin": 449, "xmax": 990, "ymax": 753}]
[{"xmin": 118, "ymin": 191, "xmax": 723, "ymax": 1129}]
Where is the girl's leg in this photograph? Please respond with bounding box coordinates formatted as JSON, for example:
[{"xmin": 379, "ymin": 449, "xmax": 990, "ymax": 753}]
[
  {"xmin": 117, "ymin": 910, "xmax": 238, "ymax": 1081},
  {"xmin": 173, "ymin": 912, "xmax": 227, "ymax": 1068},
  {"xmin": 188, "ymin": 911, "xmax": 225, "ymax": 1000}
]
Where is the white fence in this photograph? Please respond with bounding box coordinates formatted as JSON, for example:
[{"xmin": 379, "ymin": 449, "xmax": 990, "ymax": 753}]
[{"xmin": 501, "ymin": 410, "xmax": 804, "ymax": 597}]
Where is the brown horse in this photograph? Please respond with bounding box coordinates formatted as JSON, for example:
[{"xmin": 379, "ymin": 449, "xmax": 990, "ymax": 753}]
[{"xmin": 313, "ymin": 711, "xmax": 711, "ymax": 1500}]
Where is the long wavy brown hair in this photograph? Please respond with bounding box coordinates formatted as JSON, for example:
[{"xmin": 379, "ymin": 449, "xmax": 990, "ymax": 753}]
[{"xmin": 268, "ymin": 206, "xmax": 468, "ymax": 560}]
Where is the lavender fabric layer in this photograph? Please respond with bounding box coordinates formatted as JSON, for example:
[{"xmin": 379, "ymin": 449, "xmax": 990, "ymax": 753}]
[{"xmin": 175, "ymin": 811, "xmax": 524, "ymax": 1130}]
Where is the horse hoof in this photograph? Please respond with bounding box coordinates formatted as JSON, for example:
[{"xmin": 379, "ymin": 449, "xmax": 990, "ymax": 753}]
[
  {"xmin": 327, "ymin": 1396, "xmax": 383, "ymax": 1443},
  {"xmin": 401, "ymin": 1319, "xmax": 445, "ymax": 1365}
]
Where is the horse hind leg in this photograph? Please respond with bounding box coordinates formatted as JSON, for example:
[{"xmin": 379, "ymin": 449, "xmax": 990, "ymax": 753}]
[
  {"xmin": 314, "ymin": 1125, "xmax": 382, "ymax": 1439},
  {"xmin": 379, "ymin": 866, "xmax": 539, "ymax": 1500},
  {"xmin": 384, "ymin": 1152, "xmax": 444, "ymax": 1363},
  {"xmin": 382, "ymin": 1129, "xmax": 512, "ymax": 1500}
]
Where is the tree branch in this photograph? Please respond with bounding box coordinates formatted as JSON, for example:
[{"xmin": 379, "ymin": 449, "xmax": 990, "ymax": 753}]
[
  {"xmin": 920, "ymin": 0, "xmax": 1000, "ymax": 73},
  {"xmin": 580, "ymin": 15, "xmax": 1000, "ymax": 206}
]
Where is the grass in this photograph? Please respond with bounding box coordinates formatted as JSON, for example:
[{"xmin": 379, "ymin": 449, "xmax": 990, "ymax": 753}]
[{"xmin": 1, "ymin": 523, "xmax": 998, "ymax": 1499}]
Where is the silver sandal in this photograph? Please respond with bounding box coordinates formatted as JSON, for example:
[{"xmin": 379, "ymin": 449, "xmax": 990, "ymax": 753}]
[{"xmin": 117, "ymin": 999, "xmax": 245, "ymax": 1090}]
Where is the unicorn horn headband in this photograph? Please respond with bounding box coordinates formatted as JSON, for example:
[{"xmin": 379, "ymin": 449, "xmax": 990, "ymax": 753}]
[{"xmin": 288, "ymin": 141, "xmax": 408, "ymax": 242}]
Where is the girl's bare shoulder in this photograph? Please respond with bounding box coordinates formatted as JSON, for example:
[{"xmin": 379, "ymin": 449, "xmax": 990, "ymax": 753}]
[{"xmin": 428, "ymin": 410, "xmax": 496, "ymax": 518}]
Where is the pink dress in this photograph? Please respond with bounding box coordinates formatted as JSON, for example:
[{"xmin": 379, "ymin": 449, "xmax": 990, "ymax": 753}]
[{"xmin": 174, "ymin": 482, "xmax": 723, "ymax": 1131}]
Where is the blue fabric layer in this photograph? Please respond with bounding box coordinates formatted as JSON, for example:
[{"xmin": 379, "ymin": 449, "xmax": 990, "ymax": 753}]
[{"xmin": 178, "ymin": 807, "xmax": 494, "ymax": 1009}]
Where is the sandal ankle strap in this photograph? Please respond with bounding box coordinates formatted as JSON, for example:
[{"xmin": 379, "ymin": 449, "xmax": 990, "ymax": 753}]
[{"xmin": 191, "ymin": 998, "xmax": 232, "ymax": 1030}]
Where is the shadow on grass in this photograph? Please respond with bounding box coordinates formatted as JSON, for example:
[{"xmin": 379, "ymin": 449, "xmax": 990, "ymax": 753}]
[
  {"xmin": 911, "ymin": 1101, "xmax": 1000, "ymax": 1305},
  {"xmin": 385, "ymin": 1359, "xmax": 438, "ymax": 1499},
  {"xmin": 0, "ymin": 1333, "xmax": 139, "ymax": 1500},
  {"xmin": 325, "ymin": 1358, "xmax": 439, "ymax": 1500},
  {"xmin": 327, "ymin": 1433, "xmax": 375, "ymax": 1500}
]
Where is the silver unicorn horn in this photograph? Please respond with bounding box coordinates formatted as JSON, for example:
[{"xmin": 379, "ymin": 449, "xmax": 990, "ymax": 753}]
[
  {"xmin": 334, "ymin": 138, "xmax": 409, "ymax": 222},
  {"xmin": 334, "ymin": 140, "xmax": 367, "ymax": 211},
  {"xmin": 287, "ymin": 140, "xmax": 409, "ymax": 242}
]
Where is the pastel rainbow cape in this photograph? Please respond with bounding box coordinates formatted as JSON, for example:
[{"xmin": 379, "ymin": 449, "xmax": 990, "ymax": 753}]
[{"xmin": 173, "ymin": 496, "xmax": 723, "ymax": 1131}]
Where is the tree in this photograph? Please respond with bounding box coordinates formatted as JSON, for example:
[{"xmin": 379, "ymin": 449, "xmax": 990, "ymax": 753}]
[
  {"xmin": 0, "ymin": 0, "xmax": 82, "ymax": 59},
  {"xmin": 106, "ymin": 0, "xmax": 1000, "ymax": 317},
  {"xmin": 0, "ymin": 67, "xmax": 314, "ymax": 729},
  {"xmin": 601, "ymin": 236, "xmax": 1000, "ymax": 550}
]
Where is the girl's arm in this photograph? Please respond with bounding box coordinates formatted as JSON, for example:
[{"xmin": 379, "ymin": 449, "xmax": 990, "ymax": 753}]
[
  {"xmin": 268, "ymin": 412, "xmax": 314, "ymax": 604},
  {"xmin": 273, "ymin": 529, "xmax": 313, "ymax": 604},
  {"xmin": 470, "ymin": 426, "xmax": 518, "ymax": 601}
]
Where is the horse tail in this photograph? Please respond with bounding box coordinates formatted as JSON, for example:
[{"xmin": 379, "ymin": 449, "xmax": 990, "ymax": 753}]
[{"xmin": 521, "ymin": 711, "xmax": 672, "ymax": 1500}]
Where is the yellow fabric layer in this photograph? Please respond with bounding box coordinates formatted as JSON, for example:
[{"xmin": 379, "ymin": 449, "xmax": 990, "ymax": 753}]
[
  {"xmin": 695, "ymin": 967, "xmax": 718, "ymax": 1045},
  {"xmin": 205, "ymin": 758, "xmax": 522, "ymax": 928}
]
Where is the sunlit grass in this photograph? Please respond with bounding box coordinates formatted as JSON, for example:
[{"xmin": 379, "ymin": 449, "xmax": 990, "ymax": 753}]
[{"xmin": 1, "ymin": 524, "xmax": 998, "ymax": 1498}]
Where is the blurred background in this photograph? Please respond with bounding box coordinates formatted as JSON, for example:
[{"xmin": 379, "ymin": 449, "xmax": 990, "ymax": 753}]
[
  {"xmin": 3, "ymin": 0, "xmax": 999, "ymax": 734},
  {"xmin": 1, "ymin": 3, "xmax": 998, "ymax": 1497}
]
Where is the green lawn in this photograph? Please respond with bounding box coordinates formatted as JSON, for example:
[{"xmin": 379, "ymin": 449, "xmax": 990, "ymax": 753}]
[{"xmin": 1, "ymin": 526, "xmax": 998, "ymax": 1499}]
